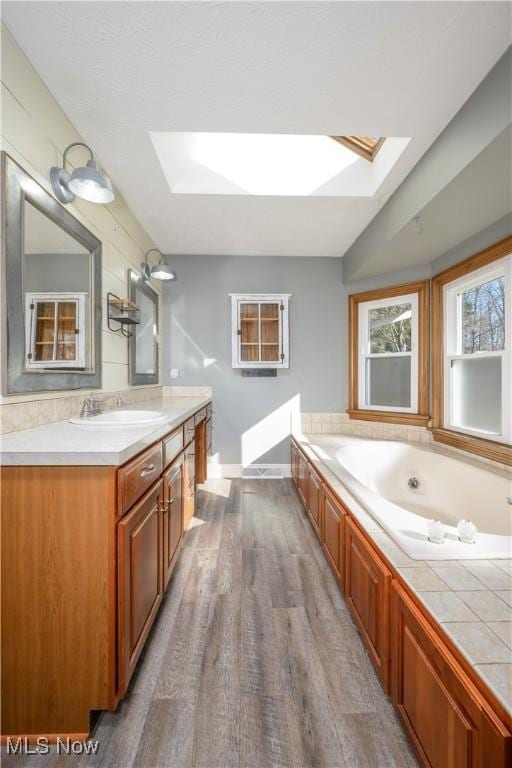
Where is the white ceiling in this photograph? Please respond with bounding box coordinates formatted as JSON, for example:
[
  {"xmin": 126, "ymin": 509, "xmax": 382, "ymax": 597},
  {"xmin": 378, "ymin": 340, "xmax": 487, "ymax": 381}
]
[{"xmin": 3, "ymin": 1, "xmax": 510, "ymax": 258}]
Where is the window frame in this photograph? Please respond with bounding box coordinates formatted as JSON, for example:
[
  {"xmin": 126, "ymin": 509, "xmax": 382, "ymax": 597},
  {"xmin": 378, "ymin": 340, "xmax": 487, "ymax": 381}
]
[
  {"xmin": 358, "ymin": 292, "xmax": 419, "ymax": 414},
  {"xmin": 330, "ymin": 136, "xmax": 385, "ymax": 162},
  {"xmin": 432, "ymin": 236, "xmax": 512, "ymax": 465},
  {"xmin": 348, "ymin": 280, "xmax": 430, "ymax": 426}
]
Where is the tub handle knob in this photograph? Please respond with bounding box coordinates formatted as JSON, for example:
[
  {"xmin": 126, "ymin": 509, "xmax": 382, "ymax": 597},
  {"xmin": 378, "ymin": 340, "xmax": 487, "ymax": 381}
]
[{"xmin": 408, "ymin": 477, "xmax": 419, "ymax": 489}]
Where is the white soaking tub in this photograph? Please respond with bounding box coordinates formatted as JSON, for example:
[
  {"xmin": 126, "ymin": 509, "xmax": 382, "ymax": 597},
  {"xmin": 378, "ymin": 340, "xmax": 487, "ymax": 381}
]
[{"xmin": 305, "ymin": 435, "xmax": 512, "ymax": 560}]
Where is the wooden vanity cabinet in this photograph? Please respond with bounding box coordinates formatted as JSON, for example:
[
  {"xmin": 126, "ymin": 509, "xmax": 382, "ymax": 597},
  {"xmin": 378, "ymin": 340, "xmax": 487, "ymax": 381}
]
[
  {"xmin": 345, "ymin": 516, "xmax": 391, "ymax": 691},
  {"xmin": 392, "ymin": 581, "xmax": 511, "ymax": 768},
  {"xmin": 195, "ymin": 417, "xmax": 207, "ymax": 485},
  {"xmin": 297, "ymin": 450, "xmax": 309, "ymax": 508},
  {"xmin": 183, "ymin": 438, "xmax": 196, "ymax": 531},
  {"xmin": 117, "ymin": 480, "xmax": 164, "ymax": 697},
  {"xmin": 307, "ymin": 465, "xmax": 323, "ymax": 539},
  {"xmin": 321, "ymin": 486, "xmax": 345, "ymax": 588},
  {"xmin": 291, "ymin": 441, "xmax": 299, "ymax": 486},
  {"xmin": 162, "ymin": 454, "xmax": 184, "ymax": 590}
]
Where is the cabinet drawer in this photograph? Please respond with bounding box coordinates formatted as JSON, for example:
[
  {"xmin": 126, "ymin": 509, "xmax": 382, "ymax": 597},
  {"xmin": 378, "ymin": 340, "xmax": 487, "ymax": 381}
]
[
  {"xmin": 163, "ymin": 426, "xmax": 184, "ymax": 468},
  {"xmin": 194, "ymin": 407, "xmax": 207, "ymax": 426},
  {"xmin": 184, "ymin": 417, "xmax": 195, "ymax": 445},
  {"xmin": 118, "ymin": 442, "xmax": 163, "ymax": 516}
]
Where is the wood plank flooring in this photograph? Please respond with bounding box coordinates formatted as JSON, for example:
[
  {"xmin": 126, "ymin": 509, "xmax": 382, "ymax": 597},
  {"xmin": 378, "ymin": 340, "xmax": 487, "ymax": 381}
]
[{"xmin": 2, "ymin": 479, "xmax": 417, "ymax": 768}]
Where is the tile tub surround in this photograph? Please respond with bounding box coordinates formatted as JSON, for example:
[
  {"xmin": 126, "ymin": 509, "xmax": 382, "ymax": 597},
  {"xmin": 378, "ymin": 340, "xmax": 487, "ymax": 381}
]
[
  {"xmin": 295, "ymin": 433, "xmax": 512, "ymax": 717},
  {"xmin": 300, "ymin": 412, "xmax": 511, "ymax": 472},
  {"xmin": 0, "ymin": 395, "xmax": 211, "ymax": 466}
]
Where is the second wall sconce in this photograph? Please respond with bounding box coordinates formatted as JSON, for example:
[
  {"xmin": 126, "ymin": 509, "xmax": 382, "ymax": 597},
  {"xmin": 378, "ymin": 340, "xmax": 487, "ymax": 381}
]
[{"xmin": 140, "ymin": 249, "xmax": 177, "ymax": 282}]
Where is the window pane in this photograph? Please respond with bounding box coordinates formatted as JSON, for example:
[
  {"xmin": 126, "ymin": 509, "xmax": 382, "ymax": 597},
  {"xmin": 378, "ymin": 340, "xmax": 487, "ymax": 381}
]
[
  {"xmin": 369, "ymin": 303, "xmax": 412, "ymax": 353},
  {"xmin": 451, "ymin": 357, "xmax": 502, "ymax": 435},
  {"xmin": 365, "ymin": 356, "xmax": 411, "ymax": 408},
  {"xmin": 240, "ymin": 303, "xmax": 259, "ymax": 344},
  {"xmin": 462, "ymin": 276, "xmax": 505, "ymax": 353}
]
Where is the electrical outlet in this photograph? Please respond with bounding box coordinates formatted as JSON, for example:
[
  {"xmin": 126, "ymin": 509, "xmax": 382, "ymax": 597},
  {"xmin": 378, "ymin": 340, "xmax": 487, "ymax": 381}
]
[{"xmin": 169, "ymin": 368, "xmax": 179, "ymax": 379}]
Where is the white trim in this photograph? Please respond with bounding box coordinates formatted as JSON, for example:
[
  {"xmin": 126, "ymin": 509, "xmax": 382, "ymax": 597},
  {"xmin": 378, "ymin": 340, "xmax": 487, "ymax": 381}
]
[{"xmin": 358, "ymin": 292, "xmax": 418, "ymax": 413}]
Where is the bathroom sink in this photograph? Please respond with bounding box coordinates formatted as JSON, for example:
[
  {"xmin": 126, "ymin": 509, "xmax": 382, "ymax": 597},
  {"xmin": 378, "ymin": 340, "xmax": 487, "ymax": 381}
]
[{"xmin": 69, "ymin": 409, "xmax": 168, "ymax": 427}]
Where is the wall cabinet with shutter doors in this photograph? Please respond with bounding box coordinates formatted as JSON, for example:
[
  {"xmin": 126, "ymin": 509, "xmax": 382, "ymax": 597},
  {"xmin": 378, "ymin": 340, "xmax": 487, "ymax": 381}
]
[
  {"xmin": 230, "ymin": 294, "xmax": 291, "ymax": 368},
  {"xmin": 24, "ymin": 292, "xmax": 87, "ymax": 369}
]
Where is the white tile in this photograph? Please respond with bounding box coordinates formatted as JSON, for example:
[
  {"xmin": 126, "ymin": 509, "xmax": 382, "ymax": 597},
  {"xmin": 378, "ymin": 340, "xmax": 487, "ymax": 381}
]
[
  {"xmin": 474, "ymin": 664, "xmax": 512, "ymax": 714},
  {"xmin": 457, "ymin": 591, "xmax": 512, "ymax": 622},
  {"xmin": 441, "ymin": 622, "xmax": 511, "ymax": 664},
  {"xmin": 488, "ymin": 622, "xmax": 512, "ymax": 649},
  {"xmin": 429, "ymin": 563, "xmax": 487, "ymax": 591},
  {"xmin": 461, "ymin": 561, "xmax": 512, "ymax": 590},
  {"xmin": 417, "ymin": 591, "xmax": 479, "ymax": 622},
  {"xmin": 495, "ymin": 591, "xmax": 512, "ymax": 607},
  {"xmin": 396, "ymin": 566, "xmax": 448, "ymax": 591}
]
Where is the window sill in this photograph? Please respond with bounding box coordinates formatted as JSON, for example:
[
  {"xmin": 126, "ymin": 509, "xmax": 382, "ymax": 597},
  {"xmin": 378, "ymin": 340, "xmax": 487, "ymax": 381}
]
[
  {"xmin": 347, "ymin": 409, "xmax": 429, "ymax": 427},
  {"xmin": 431, "ymin": 428, "xmax": 512, "ymax": 467}
]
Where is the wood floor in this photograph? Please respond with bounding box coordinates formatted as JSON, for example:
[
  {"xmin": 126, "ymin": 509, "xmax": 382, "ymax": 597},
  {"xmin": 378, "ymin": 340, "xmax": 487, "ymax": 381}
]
[{"xmin": 3, "ymin": 479, "xmax": 417, "ymax": 768}]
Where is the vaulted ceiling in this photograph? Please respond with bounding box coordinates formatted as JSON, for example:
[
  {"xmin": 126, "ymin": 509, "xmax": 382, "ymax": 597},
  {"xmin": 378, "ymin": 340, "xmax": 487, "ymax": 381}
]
[{"xmin": 2, "ymin": 1, "xmax": 510, "ymax": 258}]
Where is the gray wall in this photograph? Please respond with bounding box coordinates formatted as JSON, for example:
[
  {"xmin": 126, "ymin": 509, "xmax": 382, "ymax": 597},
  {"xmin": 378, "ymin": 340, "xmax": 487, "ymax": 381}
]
[{"xmin": 162, "ymin": 256, "xmax": 343, "ymax": 465}]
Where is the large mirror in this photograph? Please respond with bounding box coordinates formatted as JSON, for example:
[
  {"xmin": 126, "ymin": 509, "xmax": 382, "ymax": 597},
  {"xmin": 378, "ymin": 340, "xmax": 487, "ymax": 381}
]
[
  {"xmin": 128, "ymin": 269, "xmax": 159, "ymax": 385},
  {"xmin": 2, "ymin": 153, "xmax": 101, "ymax": 393}
]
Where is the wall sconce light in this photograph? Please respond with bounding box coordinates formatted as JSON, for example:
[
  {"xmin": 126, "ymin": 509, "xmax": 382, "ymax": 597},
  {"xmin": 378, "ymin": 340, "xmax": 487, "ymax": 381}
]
[
  {"xmin": 50, "ymin": 142, "xmax": 115, "ymax": 204},
  {"xmin": 140, "ymin": 249, "xmax": 177, "ymax": 282}
]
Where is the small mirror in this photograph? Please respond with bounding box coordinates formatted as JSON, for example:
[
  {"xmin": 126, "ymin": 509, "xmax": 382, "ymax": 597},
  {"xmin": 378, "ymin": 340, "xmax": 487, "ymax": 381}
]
[
  {"xmin": 128, "ymin": 269, "xmax": 159, "ymax": 385},
  {"xmin": 2, "ymin": 153, "xmax": 102, "ymax": 393}
]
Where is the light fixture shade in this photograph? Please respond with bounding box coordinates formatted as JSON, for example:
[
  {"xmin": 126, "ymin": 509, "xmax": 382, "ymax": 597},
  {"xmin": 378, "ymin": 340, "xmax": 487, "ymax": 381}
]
[
  {"xmin": 68, "ymin": 160, "xmax": 115, "ymax": 203},
  {"xmin": 151, "ymin": 261, "xmax": 177, "ymax": 281}
]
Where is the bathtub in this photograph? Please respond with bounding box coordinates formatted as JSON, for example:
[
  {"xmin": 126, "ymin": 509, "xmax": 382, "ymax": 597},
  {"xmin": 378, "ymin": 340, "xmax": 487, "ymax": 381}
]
[{"xmin": 304, "ymin": 435, "xmax": 512, "ymax": 560}]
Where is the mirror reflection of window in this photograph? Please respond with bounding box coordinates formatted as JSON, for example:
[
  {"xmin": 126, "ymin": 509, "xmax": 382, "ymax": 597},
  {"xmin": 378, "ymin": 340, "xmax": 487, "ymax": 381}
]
[
  {"xmin": 135, "ymin": 287, "xmax": 156, "ymax": 375},
  {"xmin": 23, "ymin": 201, "xmax": 93, "ymax": 371}
]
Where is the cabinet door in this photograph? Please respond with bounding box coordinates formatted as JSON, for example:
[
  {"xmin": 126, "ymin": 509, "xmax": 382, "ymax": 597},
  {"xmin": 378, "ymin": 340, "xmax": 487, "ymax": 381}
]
[
  {"xmin": 194, "ymin": 418, "xmax": 207, "ymax": 485},
  {"xmin": 162, "ymin": 455, "xmax": 184, "ymax": 590},
  {"xmin": 183, "ymin": 439, "xmax": 196, "ymax": 531},
  {"xmin": 392, "ymin": 581, "xmax": 511, "ymax": 768},
  {"xmin": 297, "ymin": 452, "xmax": 309, "ymax": 508},
  {"xmin": 291, "ymin": 441, "xmax": 299, "ymax": 487},
  {"xmin": 307, "ymin": 465, "xmax": 323, "ymax": 540},
  {"xmin": 345, "ymin": 516, "xmax": 391, "ymax": 691},
  {"xmin": 118, "ymin": 480, "xmax": 163, "ymax": 695},
  {"xmin": 322, "ymin": 487, "xmax": 345, "ymax": 586}
]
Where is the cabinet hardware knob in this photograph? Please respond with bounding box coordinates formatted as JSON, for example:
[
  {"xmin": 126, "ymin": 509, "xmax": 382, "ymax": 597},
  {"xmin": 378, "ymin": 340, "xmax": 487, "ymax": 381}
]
[{"xmin": 140, "ymin": 464, "xmax": 156, "ymax": 477}]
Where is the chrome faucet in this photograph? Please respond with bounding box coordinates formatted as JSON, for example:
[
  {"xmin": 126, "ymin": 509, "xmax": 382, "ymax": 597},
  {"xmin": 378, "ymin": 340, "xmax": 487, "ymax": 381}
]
[{"xmin": 80, "ymin": 393, "xmax": 125, "ymax": 418}]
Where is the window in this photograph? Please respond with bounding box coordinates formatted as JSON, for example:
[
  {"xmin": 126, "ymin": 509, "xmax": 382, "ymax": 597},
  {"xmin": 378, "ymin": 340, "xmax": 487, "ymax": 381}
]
[
  {"xmin": 432, "ymin": 236, "xmax": 512, "ymax": 464},
  {"xmin": 348, "ymin": 281, "xmax": 429, "ymax": 425},
  {"xmin": 230, "ymin": 294, "xmax": 290, "ymax": 368},
  {"xmin": 330, "ymin": 136, "xmax": 385, "ymax": 162},
  {"xmin": 443, "ymin": 256, "xmax": 510, "ymax": 442}
]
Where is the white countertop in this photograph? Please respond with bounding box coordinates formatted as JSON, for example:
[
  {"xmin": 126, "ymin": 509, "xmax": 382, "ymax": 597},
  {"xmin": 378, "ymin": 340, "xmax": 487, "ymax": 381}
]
[
  {"xmin": 0, "ymin": 396, "xmax": 211, "ymax": 466},
  {"xmin": 295, "ymin": 432, "xmax": 512, "ymax": 717}
]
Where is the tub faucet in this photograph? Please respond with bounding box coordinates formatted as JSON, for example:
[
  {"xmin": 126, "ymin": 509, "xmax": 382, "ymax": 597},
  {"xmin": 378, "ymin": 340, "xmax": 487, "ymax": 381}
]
[
  {"xmin": 80, "ymin": 393, "xmax": 125, "ymax": 418},
  {"xmin": 408, "ymin": 477, "xmax": 420, "ymax": 489}
]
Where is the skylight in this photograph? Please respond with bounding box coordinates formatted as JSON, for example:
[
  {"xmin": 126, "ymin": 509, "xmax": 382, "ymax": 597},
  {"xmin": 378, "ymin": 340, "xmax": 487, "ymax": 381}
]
[
  {"xmin": 330, "ymin": 136, "xmax": 385, "ymax": 162},
  {"xmin": 150, "ymin": 132, "xmax": 410, "ymax": 196}
]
